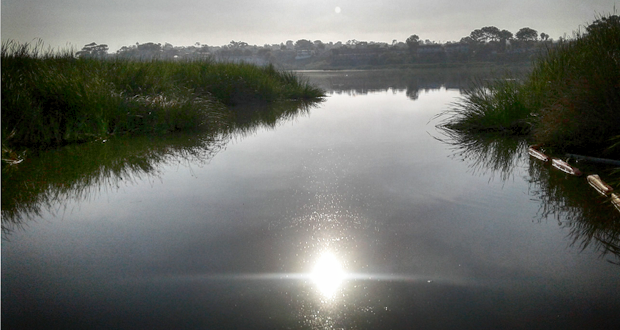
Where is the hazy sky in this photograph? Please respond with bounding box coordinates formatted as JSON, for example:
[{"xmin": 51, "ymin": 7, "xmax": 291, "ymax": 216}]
[{"xmin": 1, "ymin": 0, "xmax": 616, "ymax": 52}]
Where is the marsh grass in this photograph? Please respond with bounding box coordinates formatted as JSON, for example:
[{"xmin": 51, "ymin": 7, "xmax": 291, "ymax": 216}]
[
  {"xmin": 439, "ymin": 14, "xmax": 620, "ymax": 158},
  {"xmin": 1, "ymin": 40, "xmax": 324, "ymax": 151},
  {"xmin": 528, "ymin": 15, "xmax": 620, "ymax": 157},
  {"xmin": 439, "ymin": 77, "xmax": 533, "ymax": 135}
]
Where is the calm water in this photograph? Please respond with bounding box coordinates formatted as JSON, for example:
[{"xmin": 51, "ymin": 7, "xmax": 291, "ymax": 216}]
[{"xmin": 2, "ymin": 70, "xmax": 620, "ymax": 329}]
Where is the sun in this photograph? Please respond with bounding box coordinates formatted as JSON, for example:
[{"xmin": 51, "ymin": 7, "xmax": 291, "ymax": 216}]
[
  {"xmin": 311, "ymin": 252, "xmax": 345, "ymax": 298},
  {"xmin": 334, "ymin": 7, "xmax": 341, "ymax": 14}
]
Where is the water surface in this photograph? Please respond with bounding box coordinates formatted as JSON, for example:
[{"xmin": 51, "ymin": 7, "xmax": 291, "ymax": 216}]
[{"xmin": 2, "ymin": 70, "xmax": 619, "ymax": 329}]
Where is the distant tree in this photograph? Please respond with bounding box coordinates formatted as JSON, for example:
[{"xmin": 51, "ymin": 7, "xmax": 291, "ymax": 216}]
[
  {"xmin": 314, "ymin": 40, "xmax": 325, "ymax": 50},
  {"xmin": 295, "ymin": 39, "xmax": 314, "ymax": 50},
  {"xmin": 228, "ymin": 41, "xmax": 248, "ymax": 49},
  {"xmin": 459, "ymin": 36, "xmax": 475, "ymax": 44},
  {"xmin": 481, "ymin": 26, "xmax": 501, "ymax": 42},
  {"xmin": 516, "ymin": 27, "xmax": 538, "ymax": 41},
  {"xmin": 496, "ymin": 30, "xmax": 514, "ymax": 52},
  {"xmin": 469, "ymin": 26, "xmax": 504, "ymax": 43},
  {"xmin": 197, "ymin": 44, "xmax": 210, "ymax": 56},
  {"xmin": 540, "ymin": 32, "xmax": 549, "ymax": 41},
  {"xmin": 469, "ymin": 29, "xmax": 485, "ymax": 43},
  {"xmin": 137, "ymin": 42, "xmax": 162, "ymax": 52},
  {"xmin": 499, "ymin": 30, "xmax": 513, "ymax": 41},
  {"xmin": 76, "ymin": 42, "xmax": 108, "ymax": 58},
  {"xmin": 406, "ymin": 35, "xmax": 420, "ymax": 46},
  {"xmin": 226, "ymin": 41, "xmax": 248, "ymax": 56},
  {"xmin": 406, "ymin": 34, "xmax": 420, "ymax": 53}
]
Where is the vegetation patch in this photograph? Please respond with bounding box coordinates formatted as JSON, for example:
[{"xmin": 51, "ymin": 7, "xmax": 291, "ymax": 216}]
[
  {"xmin": 439, "ymin": 77, "xmax": 533, "ymax": 135},
  {"xmin": 438, "ymin": 14, "xmax": 620, "ymax": 159},
  {"xmin": 1, "ymin": 40, "xmax": 324, "ymax": 155}
]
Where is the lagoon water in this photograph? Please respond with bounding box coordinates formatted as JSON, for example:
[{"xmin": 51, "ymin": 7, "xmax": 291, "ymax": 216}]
[{"xmin": 2, "ymin": 70, "xmax": 620, "ymax": 329}]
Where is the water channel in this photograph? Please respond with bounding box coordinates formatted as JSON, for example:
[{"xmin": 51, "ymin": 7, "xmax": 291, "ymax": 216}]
[{"xmin": 2, "ymin": 69, "xmax": 619, "ymax": 329}]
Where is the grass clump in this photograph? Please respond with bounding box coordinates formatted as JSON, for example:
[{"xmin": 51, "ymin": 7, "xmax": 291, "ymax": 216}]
[
  {"xmin": 440, "ymin": 14, "xmax": 620, "ymax": 158},
  {"xmin": 529, "ymin": 15, "xmax": 620, "ymax": 157},
  {"xmin": 440, "ymin": 77, "xmax": 533, "ymax": 134},
  {"xmin": 1, "ymin": 40, "xmax": 324, "ymax": 152}
]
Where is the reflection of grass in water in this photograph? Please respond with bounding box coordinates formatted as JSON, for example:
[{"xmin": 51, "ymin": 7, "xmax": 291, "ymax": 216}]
[
  {"xmin": 527, "ymin": 160, "xmax": 620, "ymax": 264},
  {"xmin": 1, "ymin": 132, "xmax": 229, "ymax": 236},
  {"xmin": 226, "ymin": 100, "xmax": 314, "ymax": 138},
  {"xmin": 1, "ymin": 100, "xmax": 318, "ymax": 236},
  {"xmin": 437, "ymin": 127, "xmax": 620, "ymax": 263},
  {"xmin": 435, "ymin": 126, "xmax": 528, "ymax": 182}
]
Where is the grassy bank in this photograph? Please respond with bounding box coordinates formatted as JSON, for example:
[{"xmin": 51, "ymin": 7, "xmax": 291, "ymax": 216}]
[
  {"xmin": 439, "ymin": 14, "xmax": 620, "ymax": 159},
  {"xmin": 1, "ymin": 40, "xmax": 324, "ymax": 152}
]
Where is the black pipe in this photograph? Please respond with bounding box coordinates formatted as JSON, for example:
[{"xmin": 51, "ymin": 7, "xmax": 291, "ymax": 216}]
[{"xmin": 566, "ymin": 153, "xmax": 620, "ymax": 167}]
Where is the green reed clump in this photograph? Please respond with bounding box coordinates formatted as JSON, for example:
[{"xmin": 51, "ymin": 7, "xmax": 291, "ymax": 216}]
[
  {"xmin": 1, "ymin": 40, "xmax": 324, "ymax": 151},
  {"xmin": 439, "ymin": 77, "xmax": 533, "ymax": 134},
  {"xmin": 440, "ymin": 14, "xmax": 620, "ymax": 158},
  {"xmin": 527, "ymin": 14, "xmax": 620, "ymax": 157},
  {"xmin": 172, "ymin": 61, "xmax": 324, "ymax": 104}
]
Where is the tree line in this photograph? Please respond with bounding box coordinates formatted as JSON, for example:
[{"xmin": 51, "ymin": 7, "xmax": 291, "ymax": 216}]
[{"xmin": 77, "ymin": 25, "xmax": 557, "ymax": 68}]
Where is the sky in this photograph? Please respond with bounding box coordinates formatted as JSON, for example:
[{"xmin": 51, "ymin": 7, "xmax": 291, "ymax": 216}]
[{"xmin": 1, "ymin": 0, "xmax": 616, "ymax": 52}]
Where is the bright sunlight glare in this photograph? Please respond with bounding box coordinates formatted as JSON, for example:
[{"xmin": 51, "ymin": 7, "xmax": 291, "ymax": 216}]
[
  {"xmin": 311, "ymin": 252, "xmax": 345, "ymax": 298},
  {"xmin": 334, "ymin": 7, "xmax": 341, "ymax": 14}
]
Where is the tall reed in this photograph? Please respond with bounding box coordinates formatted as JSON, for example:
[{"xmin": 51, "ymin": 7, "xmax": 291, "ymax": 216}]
[{"xmin": 527, "ymin": 15, "xmax": 620, "ymax": 157}]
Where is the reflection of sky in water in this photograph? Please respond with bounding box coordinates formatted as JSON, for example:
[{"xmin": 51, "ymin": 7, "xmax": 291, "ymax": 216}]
[{"xmin": 3, "ymin": 87, "xmax": 620, "ymax": 328}]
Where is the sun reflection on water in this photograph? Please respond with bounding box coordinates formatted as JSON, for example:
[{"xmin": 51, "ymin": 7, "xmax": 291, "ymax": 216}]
[{"xmin": 311, "ymin": 252, "xmax": 345, "ymax": 299}]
